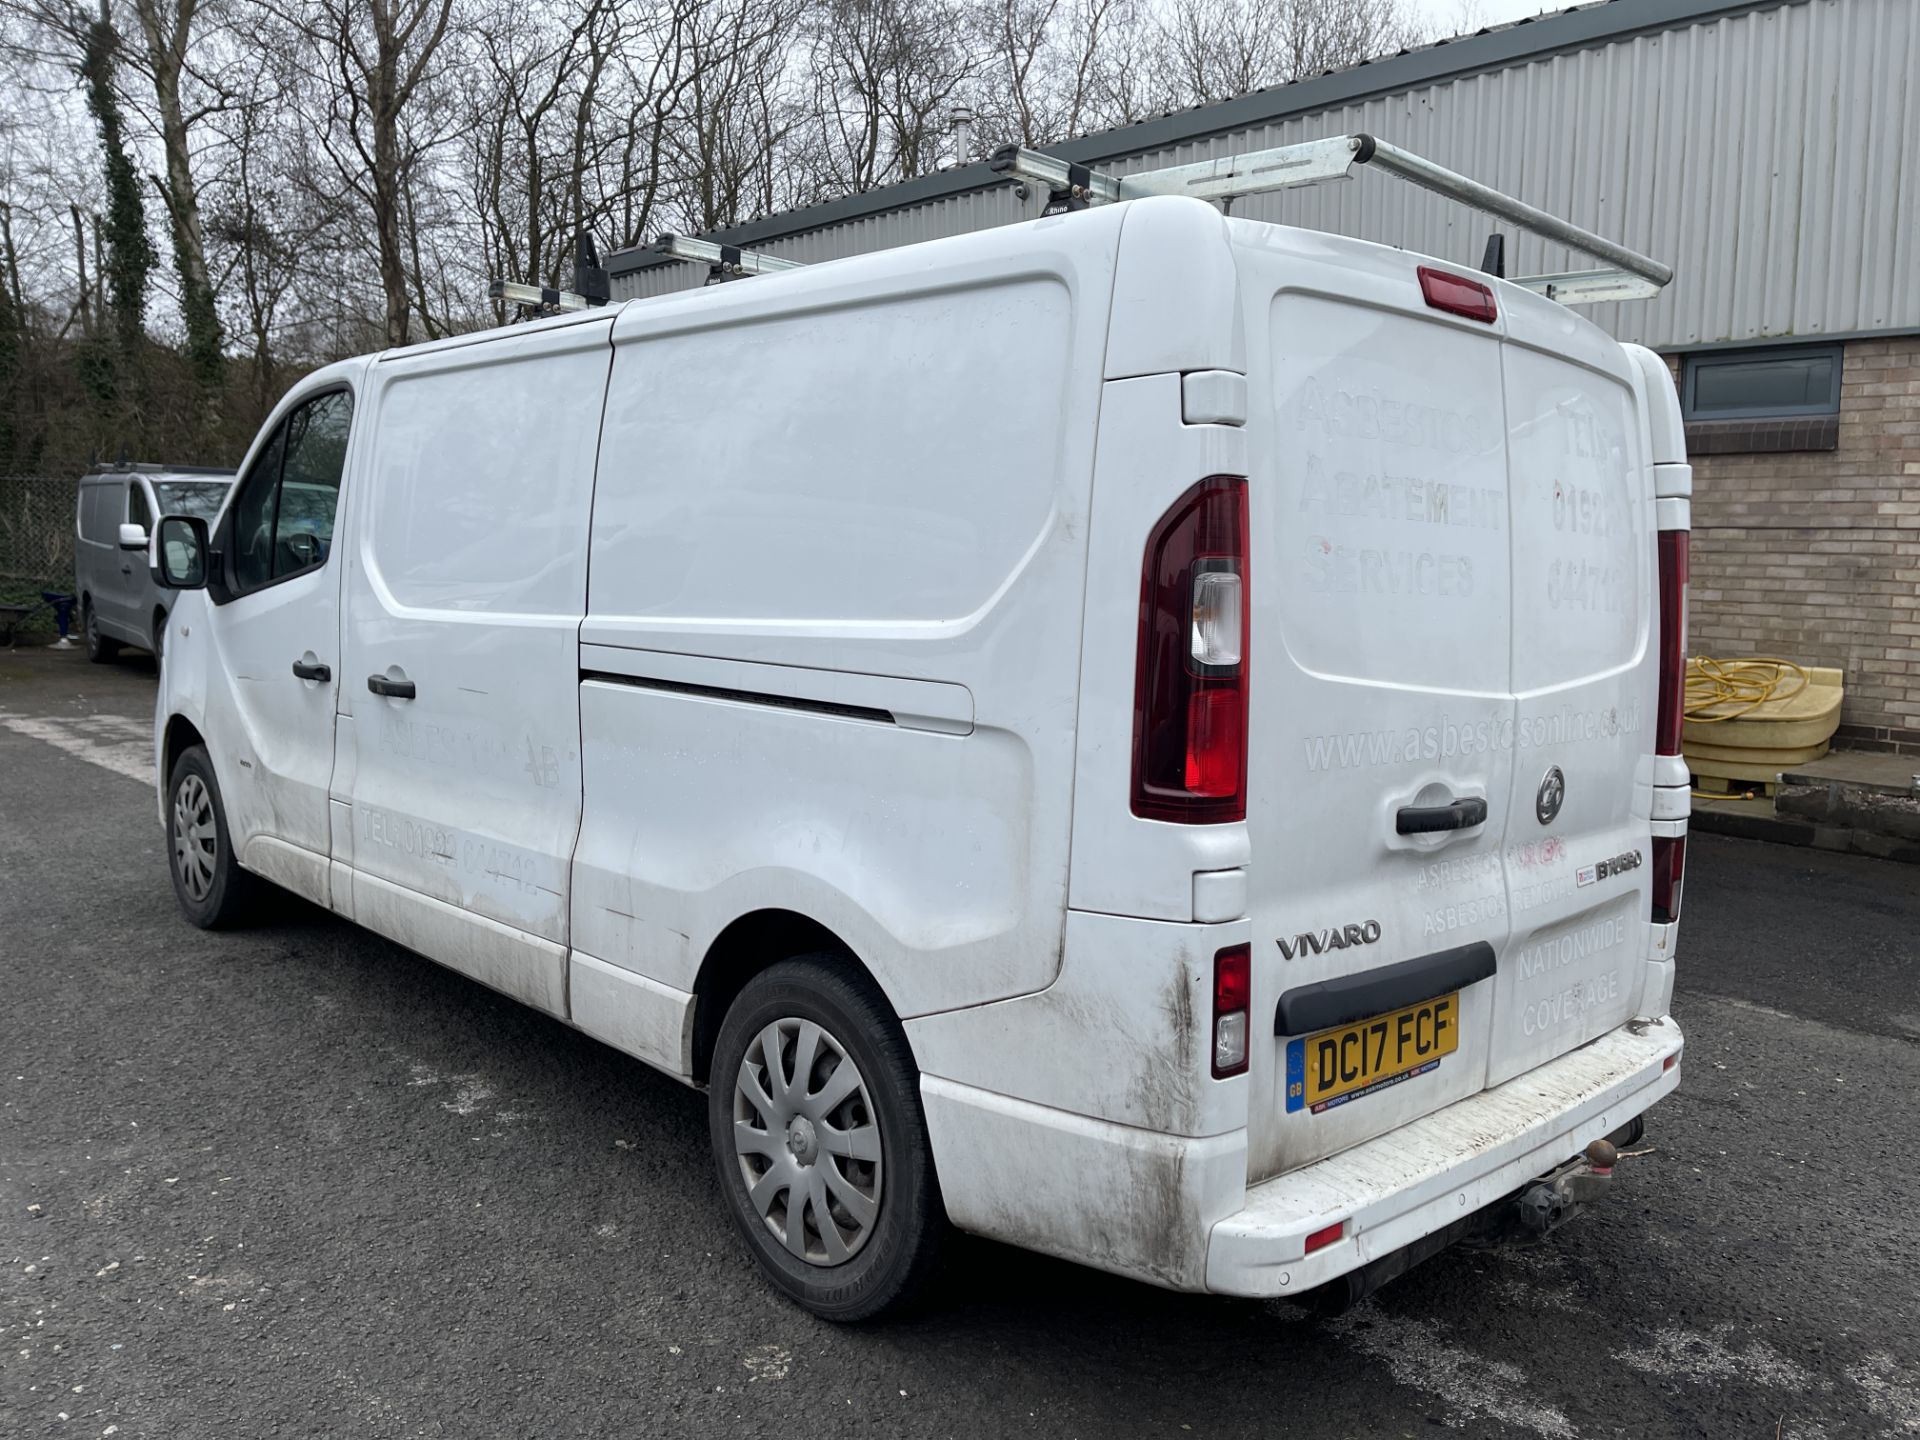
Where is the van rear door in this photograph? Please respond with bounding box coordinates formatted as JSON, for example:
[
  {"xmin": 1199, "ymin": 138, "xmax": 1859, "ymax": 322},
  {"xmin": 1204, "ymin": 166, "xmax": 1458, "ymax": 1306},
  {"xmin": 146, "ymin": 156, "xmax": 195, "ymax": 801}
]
[
  {"xmin": 1233, "ymin": 227, "xmax": 1520, "ymax": 1180},
  {"xmin": 1485, "ymin": 299, "xmax": 1654, "ymax": 1086}
]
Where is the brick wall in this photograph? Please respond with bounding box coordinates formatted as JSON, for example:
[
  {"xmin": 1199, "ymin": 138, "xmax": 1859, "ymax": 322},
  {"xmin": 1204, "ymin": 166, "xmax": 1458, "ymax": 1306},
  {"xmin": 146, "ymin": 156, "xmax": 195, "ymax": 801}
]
[{"xmin": 1678, "ymin": 336, "xmax": 1920, "ymax": 754}]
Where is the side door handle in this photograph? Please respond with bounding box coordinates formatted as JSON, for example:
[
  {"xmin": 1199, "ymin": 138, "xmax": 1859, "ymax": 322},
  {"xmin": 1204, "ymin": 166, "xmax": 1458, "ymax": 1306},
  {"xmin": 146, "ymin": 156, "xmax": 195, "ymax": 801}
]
[
  {"xmin": 291, "ymin": 659, "xmax": 332, "ymax": 682},
  {"xmin": 1396, "ymin": 796, "xmax": 1488, "ymax": 835},
  {"xmin": 367, "ymin": 674, "xmax": 416, "ymax": 700}
]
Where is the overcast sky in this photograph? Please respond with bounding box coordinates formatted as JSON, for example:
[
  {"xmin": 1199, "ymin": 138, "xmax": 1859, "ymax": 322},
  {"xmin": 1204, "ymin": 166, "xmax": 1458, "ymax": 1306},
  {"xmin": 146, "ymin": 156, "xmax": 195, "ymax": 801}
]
[{"xmin": 1412, "ymin": 0, "xmax": 1564, "ymax": 37}]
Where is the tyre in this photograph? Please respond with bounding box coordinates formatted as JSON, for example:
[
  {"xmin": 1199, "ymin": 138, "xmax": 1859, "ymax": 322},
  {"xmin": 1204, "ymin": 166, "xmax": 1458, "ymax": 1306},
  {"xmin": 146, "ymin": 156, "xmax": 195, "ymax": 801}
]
[
  {"xmin": 83, "ymin": 599, "xmax": 120, "ymax": 663},
  {"xmin": 708, "ymin": 957, "xmax": 946, "ymax": 1321},
  {"xmin": 149, "ymin": 611, "xmax": 166, "ymax": 668},
  {"xmin": 165, "ymin": 744, "xmax": 260, "ymax": 928}
]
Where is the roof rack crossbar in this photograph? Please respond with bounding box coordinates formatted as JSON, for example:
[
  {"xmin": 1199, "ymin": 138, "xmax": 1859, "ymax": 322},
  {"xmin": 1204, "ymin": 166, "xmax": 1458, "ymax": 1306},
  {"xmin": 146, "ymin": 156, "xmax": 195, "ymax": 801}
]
[
  {"xmin": 489, "ymin": 278, "xmax": 593, "ymax": 313},
  {"xmin": 989, "ymin": 133, "xmax": 1672, "ymax": 294},
  {"xmin": 654, "ymin": 234, "xmax": 803, "ymax": 280},
  {"xmin": 1357, "ymin": 138, "xmax": 1671, "ymax": 288}
]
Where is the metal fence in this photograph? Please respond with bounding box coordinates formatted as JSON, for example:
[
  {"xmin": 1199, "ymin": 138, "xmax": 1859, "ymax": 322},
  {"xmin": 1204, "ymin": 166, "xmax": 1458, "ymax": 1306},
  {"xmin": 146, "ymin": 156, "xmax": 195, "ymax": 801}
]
[
  {"xmin": 0, "ymin": 474, "xmax": 77, "ymax": 587},
  {"xmin": 0, "ymin": 474, "xmax": 78, "ymax": 639}
]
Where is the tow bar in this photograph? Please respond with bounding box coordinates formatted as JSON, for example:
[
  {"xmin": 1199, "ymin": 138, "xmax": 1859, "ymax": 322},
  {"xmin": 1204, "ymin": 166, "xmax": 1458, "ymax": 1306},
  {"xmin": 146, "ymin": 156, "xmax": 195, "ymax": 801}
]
[
  {"xmin": 1515, "ymin": 1137, "xmax": 1623, "ymax": 1238},
  {"xmin": 1300, "ymin": 1119, "xmax": 1645, "ymax": 1316}
]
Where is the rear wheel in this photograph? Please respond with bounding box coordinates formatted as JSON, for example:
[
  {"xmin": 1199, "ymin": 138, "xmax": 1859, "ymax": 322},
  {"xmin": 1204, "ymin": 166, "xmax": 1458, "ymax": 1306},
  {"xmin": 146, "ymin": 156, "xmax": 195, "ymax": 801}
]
[
  {"xmin": 708, "ymin": 957, "xmax": 946, "ymax": 1321},
  {"xmin": 166, "ymin": 744, "xmax": 259, "ymax": 928},
  {"xmin": 83, "ymin": 599, "xmax": 119, "ymax": 663}
]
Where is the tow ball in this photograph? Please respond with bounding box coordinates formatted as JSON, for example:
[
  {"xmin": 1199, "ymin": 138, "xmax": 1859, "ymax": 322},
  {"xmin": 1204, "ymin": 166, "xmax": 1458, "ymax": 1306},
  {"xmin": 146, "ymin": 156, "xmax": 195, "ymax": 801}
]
[{"xmin": 1515, "ymin": 1138, "xmax": 1623, "ymax": 1237}]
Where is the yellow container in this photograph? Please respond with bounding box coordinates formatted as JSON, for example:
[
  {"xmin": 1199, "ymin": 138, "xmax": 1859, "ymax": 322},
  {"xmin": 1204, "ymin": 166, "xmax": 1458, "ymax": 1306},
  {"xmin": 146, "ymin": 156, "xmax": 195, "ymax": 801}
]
[{"xmin": 1682, "ymin": 659, "xmax": 1843, "ymax": 787}]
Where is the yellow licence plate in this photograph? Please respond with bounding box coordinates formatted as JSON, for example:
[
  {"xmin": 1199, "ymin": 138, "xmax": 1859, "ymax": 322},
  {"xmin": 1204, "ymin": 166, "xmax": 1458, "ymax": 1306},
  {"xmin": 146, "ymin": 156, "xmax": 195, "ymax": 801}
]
[{"xmin": 1284, "ymin": 992, "xmax": 1460, "ymax": 1114}]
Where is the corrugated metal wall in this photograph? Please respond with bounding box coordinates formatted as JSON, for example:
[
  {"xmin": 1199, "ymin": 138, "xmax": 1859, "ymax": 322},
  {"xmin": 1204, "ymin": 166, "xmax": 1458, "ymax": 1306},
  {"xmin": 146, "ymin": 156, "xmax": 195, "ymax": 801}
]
[{"xmin": 616, "ymin": 0, "xmax": 1919, "ymax": 351}]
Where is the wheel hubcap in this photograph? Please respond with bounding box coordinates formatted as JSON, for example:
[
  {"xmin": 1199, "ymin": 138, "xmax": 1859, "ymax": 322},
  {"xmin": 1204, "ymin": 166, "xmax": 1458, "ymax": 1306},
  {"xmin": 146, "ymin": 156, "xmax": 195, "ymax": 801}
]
[
  {"xmin": 785, "ymin": 1115, "xmax": 819, "ymax": 1164},
  {"xmin": 171, "ymin": 774, "xmax": 217, "ymax": 902},
  {"xmin": 733, "ymin": 1017, "xmax": 883, "ymax": 1267}
]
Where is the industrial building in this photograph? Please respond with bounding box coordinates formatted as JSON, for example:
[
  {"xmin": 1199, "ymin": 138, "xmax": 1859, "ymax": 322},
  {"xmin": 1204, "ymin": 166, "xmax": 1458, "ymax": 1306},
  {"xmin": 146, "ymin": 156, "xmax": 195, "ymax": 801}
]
[{"xmin": 609, "ymin": 0, "xmax": 1920, "ymax": 754}]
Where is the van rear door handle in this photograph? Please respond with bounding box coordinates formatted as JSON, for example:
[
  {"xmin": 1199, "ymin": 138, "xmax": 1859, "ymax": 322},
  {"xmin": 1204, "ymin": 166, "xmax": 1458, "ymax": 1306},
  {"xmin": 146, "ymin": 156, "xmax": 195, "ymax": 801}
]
[
  {"xmin": 367, "ymin": 674, "xmax": 416, "ymax": 700},
  {"xmin": 291, "ymin": 659, "xmax": 331, "ymax": 682},
  {"xmin": 1396, "ymin": 796, "xmax": 1488, "ymax": 835}
]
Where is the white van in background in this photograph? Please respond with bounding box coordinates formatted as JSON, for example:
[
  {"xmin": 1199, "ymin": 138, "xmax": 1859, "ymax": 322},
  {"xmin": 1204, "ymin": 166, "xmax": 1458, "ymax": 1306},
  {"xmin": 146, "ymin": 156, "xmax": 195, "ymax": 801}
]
[
  {"xmin": 75, "ymin": 465, "xmax": 233, "ymax": 665},
  {"xmin": 148, "ymin": 182, "xmax": 1691, "ymax": 1320}
]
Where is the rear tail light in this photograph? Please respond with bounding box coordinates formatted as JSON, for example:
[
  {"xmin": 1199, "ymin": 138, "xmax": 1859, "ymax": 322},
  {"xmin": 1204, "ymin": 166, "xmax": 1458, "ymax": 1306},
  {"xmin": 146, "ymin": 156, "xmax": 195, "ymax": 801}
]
[
  {"xmin": 1211, "ymin": 943, "xmax": 1251, "ymax": 1079},
  {"xmin": 1651, "ymin": 833, "xmax": 1686, "ymax": 924},
  {"xmin": 1654, "ymin": 528, "xmax": 1689, "ymax": 925},
  {"xmin": 1418, "ymin": 266, "xmax": 1497, "ymax": 323},
  {"xmin": 1655, "ymin": 530, "xmax": 1690, "ymax": 756},
  {"xmin": 1133, "ymin": 477, "xmax": 1249, "ymax": 823}
]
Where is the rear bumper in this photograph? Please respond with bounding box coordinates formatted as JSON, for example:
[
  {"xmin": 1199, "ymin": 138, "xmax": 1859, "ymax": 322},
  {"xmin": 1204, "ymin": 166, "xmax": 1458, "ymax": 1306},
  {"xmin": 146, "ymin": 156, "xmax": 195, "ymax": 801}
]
[
  {"xmin": 1205, "ymin": 1016, "xmax": 1682, "ymax": 1297},
  {"xmin": 920, "ymin": 1015, "xmax": 1681, "ymax": 1296}
]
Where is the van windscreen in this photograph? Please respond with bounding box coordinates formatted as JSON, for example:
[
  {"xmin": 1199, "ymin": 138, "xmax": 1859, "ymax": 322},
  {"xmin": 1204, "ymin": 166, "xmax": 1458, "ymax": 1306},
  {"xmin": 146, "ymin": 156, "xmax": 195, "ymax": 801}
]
[{"xmin": 154, "ymin": 480, "xmax": 230, "ymax": 520}]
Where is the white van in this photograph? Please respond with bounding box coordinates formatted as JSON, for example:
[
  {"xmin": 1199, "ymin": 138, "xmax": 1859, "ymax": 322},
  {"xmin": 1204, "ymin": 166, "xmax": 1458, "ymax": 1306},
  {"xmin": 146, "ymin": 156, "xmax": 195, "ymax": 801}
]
[{"xmin": 150, "ymin": 180, "xmax": 1691, "ymax": 1320}]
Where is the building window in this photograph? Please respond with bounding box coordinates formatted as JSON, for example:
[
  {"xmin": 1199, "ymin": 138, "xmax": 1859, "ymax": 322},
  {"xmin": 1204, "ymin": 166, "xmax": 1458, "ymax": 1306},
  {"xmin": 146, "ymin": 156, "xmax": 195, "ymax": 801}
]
[{"xmin": 1682, "ymin": 343, "xmax": 1842, "ymax": 421}]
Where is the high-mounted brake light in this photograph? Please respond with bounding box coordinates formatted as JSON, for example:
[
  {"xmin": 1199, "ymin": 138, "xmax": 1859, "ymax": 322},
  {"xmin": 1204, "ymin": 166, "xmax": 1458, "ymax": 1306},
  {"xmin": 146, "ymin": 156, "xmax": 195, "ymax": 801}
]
[
  {"xmin": 1655, "ymin": 531, "xmax": 1690, "ymax": 756},
  {"xmin": 1133, "ymin": 477, "xmax": 1249, "ymax": 823},
  {"xmin": 1211, "ymin": 944, "xmax": 1251, "ymax": 1079},
  {"xmin": 1651, "ymin": 833, "xmax": 1686, "ymax": 925},
  {"xmin": 1418, "ymin": 266, "xmax": 1497, "ymax": 323}
]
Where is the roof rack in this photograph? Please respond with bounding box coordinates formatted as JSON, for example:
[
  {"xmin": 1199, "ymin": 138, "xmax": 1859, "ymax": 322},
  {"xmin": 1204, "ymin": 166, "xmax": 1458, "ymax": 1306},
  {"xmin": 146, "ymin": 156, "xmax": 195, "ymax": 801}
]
[
  {"xmin": 486, "ymin": 233, "xmax": 613, "ymax": 318},
  {"xmin": 488, "ymin": 279, "xmax": 597, "ymax": 314},
  {"xmin": 988, "ymin": 133, "xmax": 1671, "ymax": 304},
  {"xmin": 654, "ymin": 234, "xmax": 803, "ymax": 285},
  {"xmin": 85, "ymin": 462, "xmax": 232, "ymax": 476}
]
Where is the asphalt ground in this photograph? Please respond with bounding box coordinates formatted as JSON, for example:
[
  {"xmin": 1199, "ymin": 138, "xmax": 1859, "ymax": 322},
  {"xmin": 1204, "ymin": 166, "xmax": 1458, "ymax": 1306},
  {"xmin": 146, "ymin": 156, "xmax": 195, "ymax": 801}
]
[{"xmin": 3, "ymin": 645, "xmax": 1918, "ymax": 1439}]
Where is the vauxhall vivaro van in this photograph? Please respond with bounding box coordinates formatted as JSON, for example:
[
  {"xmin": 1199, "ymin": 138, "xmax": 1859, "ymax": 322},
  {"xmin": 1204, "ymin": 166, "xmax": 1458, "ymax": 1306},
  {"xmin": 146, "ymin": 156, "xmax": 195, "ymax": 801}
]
[
  {"xmin": 75, "ymin": 464, "xmax": 233, "ymax": 664},
  {"xmin": 147, "ymin": 174, "xmax": 1691, "ymax": 1319}
]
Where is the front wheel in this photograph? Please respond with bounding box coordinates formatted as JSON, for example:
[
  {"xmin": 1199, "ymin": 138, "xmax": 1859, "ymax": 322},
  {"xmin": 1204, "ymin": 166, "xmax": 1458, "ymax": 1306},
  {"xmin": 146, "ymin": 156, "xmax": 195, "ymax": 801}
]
[
  {"xmin": 166, "ymin": 744, "xmax": 259, "ymax": 928},
  {"xmin": 83, "ymin": 600, "xmax": 120, "ymax": 663},
  {"xmin": 708, "ymin": 957, "xmax": 946, "ymax": 1321}
]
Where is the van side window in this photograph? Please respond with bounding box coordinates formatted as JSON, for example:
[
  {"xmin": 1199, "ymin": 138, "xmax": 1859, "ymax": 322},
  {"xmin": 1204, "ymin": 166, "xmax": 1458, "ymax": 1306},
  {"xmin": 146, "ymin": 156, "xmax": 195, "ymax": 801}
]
[
  {"xmin": 229, "ymin": 389, "xmax": 354, "ymax": 592},
  {"xmin": 80, "ymin": 484, "xmax": 116, "ymax": 543},
  {"xmin": 231, "ymin": 426, "xmax": 288, "ymax": 592},
  {"xmin": 128, "ymin": 482, "xmax": 152, "ymax": 533}
]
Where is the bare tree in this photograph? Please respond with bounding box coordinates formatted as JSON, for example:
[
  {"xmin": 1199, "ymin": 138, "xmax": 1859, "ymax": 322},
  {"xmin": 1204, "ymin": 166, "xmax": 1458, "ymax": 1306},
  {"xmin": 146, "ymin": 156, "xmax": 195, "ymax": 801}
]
[
  {"xmin": 798, "ymin": 0, "xmax": 978, "ymax": 199},
  {"xmin": 285, "ymin": 0, "xmax": 460, "ymax": 347},
  {"xmin": 203, "ymin": 67, "xmax": 320, "ymax": 415},
  {"xmin": 1155, "ymin": 0, "xmax": 1422, "ymax": 106},
  {"xmin": 673, "ymin": 0, "xmax": 805, "ymax": 232},
  {"xmin": 467, "ymin": 0, "xmax": 635, "ymax": 297},
  {"xmin": 0, "ymin": 0, "xmax": 1444, "ymax": 473},
  {"xmin": 974, "ymin": 0, "xmax": 1132, "ymax": 150},
  {"xmin": 1273, "ymin": 0, "xmax": 1423, "ymax": 77}
]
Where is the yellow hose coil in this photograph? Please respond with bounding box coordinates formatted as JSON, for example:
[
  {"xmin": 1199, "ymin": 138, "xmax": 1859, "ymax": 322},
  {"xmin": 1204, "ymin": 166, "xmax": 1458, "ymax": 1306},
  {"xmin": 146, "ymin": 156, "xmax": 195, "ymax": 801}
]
[{"xmin": 1683, "ymin": 656, "xmax": 1811, "ymax": 724}]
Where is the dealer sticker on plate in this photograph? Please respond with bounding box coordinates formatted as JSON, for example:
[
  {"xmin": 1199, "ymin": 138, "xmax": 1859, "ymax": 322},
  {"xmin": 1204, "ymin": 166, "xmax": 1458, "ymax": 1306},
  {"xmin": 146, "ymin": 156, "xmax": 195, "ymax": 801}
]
[{"xmin": 1285, "ymin": 992, "xmax": 1459, "ymax": 1114}]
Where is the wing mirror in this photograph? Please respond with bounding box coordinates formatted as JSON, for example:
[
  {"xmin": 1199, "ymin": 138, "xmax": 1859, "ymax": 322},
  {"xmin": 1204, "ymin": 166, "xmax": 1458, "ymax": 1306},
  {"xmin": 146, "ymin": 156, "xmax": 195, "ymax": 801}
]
[
  {"xmin": 152, "ymin": 515, "xmax": 211, "ymax": 590},
  {"xmin": 118, "ymin": 522, "xmax": 149, "ymax": 551}
]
